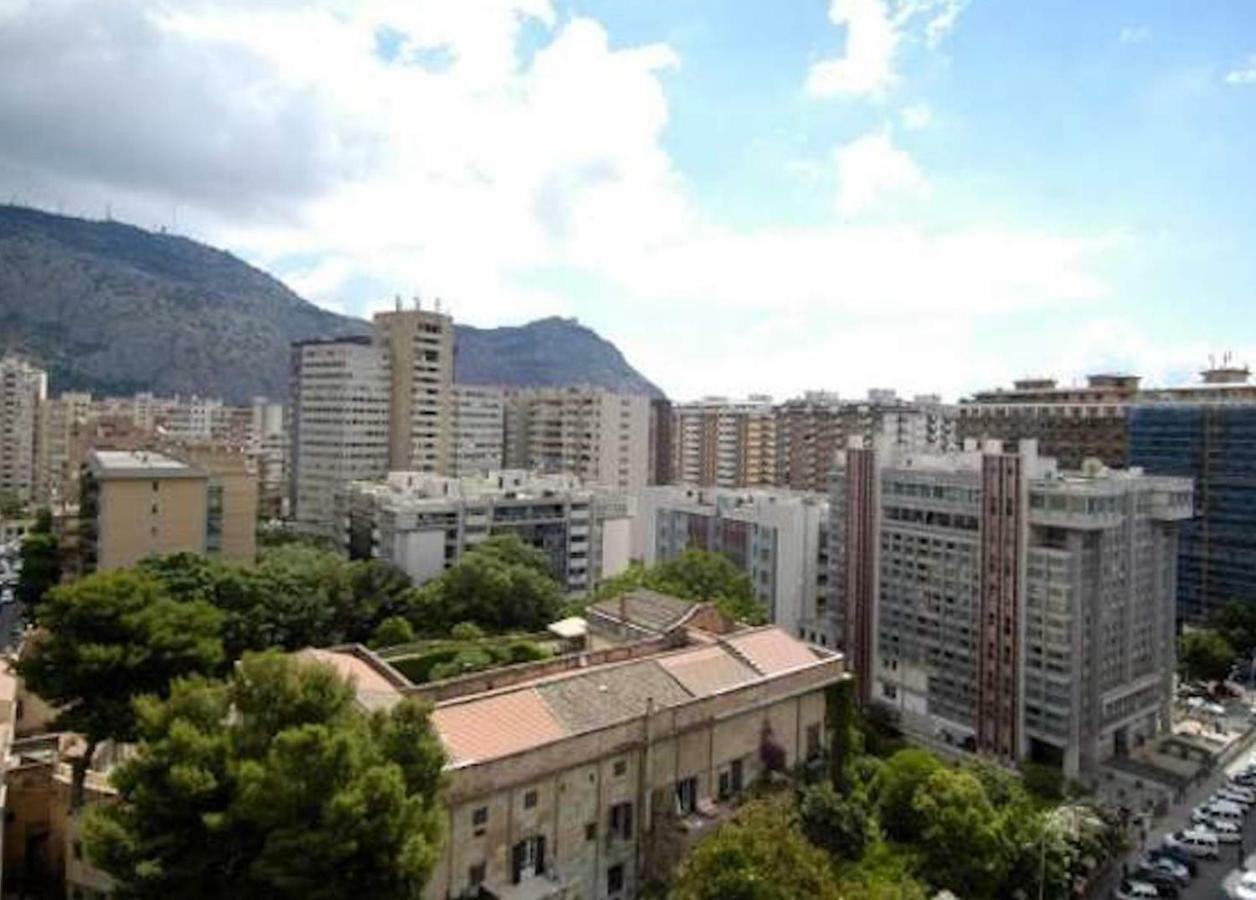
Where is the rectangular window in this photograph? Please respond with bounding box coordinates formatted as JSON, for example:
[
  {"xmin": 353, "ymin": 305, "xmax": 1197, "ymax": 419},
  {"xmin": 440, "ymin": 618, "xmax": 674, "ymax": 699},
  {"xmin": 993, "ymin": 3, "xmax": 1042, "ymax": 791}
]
[
  {"xmin": 806, "ymin": 723, "xmax": 822, "ymax": 759},
  {"xmin": 613, "ymin": 759, "xmax": 627, "ymax": 777},
  {"xmin": 607, "ymin": 863, "xmax": 625, "ymax": 895},
  {"xmin": 472, "ymin": 806, "xmax": 488, "ymax": 836},
  {"xmin": 608, "ymin": 801, "xmax": 634, "ymax": 840},
  {"xmin": 585, "ymin": 822, "xmax": 597, "ymax": 841},
  {"xmin": 468, "ymin": 862, "xmax": 486, "ymax": 887},
  {"xmin": 675, "ymin": 777, "xmax": 697, "ymax": 816},
  {"xmin": 524, "ymin": 790, "xmax": 538, "ymax": 809}
]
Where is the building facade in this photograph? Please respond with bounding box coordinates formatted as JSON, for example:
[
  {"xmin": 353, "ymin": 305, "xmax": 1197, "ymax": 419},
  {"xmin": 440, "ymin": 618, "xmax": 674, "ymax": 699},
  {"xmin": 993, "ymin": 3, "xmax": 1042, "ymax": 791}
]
[
  {"xmin": 670, "ymin": 397, "xmax": 778, "ymax": 488},
  {"xmin": 829, "ymin": 439, "xmax": 1192, "ymax": 776},
  {"xmin": 504, "ymin": 388, "xmax": 650, "ymax": 493},
  {"xmin": 35, "ymin": 391, "xmax": 92, "ymax": 507},
  {"xmin": 633, "ymin": 485, "xmax": 829, "ymax": 636},
  {"xmin": 337, "ymin": 470, "xmax": 631, "ymax": 593},
  {"xmin": 451, "ymin": 386, "xmax": 506, "ymax": 477},
  {"xmin": 374, "ymin": 304, "xmax": 455, "ymax": 474},
  {"xmin": 0, "ymin": 357, "xmax": 48, "ymax": 504}
]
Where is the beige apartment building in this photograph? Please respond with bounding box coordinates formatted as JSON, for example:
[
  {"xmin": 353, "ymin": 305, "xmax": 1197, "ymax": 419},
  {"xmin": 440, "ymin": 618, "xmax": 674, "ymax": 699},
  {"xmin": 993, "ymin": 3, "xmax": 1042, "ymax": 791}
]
[
  {"xmin": 312, "ymin": 617, "xmax": 847, "ymax": 900},
  {"xmin": 671, "ymin": 396, "xmax": 778, "ymax": 489},
  {"xmin": 81, "ymin": 449, "xmax": 256, "ymax": 571},
  {"xmin": 375, "ymin": 303, "xmax": 456, "ymax": 474},
  {"xmin": 35, "ymin": 391, "xmax": 93, "ymax": 507}
]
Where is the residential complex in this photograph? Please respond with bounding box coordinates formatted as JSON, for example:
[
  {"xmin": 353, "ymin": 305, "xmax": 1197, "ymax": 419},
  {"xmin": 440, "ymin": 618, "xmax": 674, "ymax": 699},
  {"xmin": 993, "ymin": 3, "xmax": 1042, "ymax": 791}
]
[
  {"xmin": 671, "ymin": 396, "xmax": 779, "ymax": 488},
  {"xmin": 0, "ymin": 356, "xmax": 47, "ymax": 504},
  {"xmin": 504, "ymin": 387, "xmax": 651, "ymax": 493},
  {"xmin": 374, "ymin": 304, "xmax": 456, "ymax": 473},
  {"xmin": 337, "ymin": 470, "xmax": 631, "ymax": 593},
  {"xmin": 451, "ymin": 385, "xmax": 506, "ymax": 477},
  {"xmin": 80, "ymin": 449, "xmax": 257, "ymax": 571},
  {"xmin": 633, "ymin": 484, "xmax": 829, "ymax": 636},
  {"xmin": 828, "ymin": 438, "xmax": 1192, "ymax": 776},
  {"xmin": 34, "ymin": 390, "xmax": 92, "ymax": 506},
  {"xmin": 309, "ymin": 618, "xmax": 846, "ymax": 900}
]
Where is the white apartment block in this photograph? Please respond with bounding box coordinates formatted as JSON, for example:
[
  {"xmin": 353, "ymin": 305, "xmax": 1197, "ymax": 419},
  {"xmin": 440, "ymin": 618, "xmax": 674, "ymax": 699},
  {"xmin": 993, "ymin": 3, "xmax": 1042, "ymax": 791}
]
[
  {"xmin": 829, "ymin": 438, "xmax": 1193, "ymax": 776},
  {"xmin": 0, "ymin": 357, "xmax": 47, "ymax": 504},
  {"xmin": 336, "ymin": 470, "xmax": 631, "ymax": 593},
  {"xmin": 504, "ymin": 388, "xmax": 650, "ymax": 493},
  {"xmin": 451, "ymin": 386, "xmax": 505, "ymax": 477},
  {"xmin": 289, "ymin": 337, "xmax": 391, "ymax": 531},
  {"xmin": 633, "ymin": 484, "xmax": 829, "ymax": 636},
  {"xmin": 251, "ymin": 399, "xmax": 288, "ymax": 517}
]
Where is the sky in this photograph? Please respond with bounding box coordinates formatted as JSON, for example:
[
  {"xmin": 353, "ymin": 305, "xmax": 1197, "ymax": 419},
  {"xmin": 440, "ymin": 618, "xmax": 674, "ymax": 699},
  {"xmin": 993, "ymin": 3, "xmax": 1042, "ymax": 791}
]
[{"xmin": 1, "ymin": 0, "xmax": 1254, "ymax": 402}]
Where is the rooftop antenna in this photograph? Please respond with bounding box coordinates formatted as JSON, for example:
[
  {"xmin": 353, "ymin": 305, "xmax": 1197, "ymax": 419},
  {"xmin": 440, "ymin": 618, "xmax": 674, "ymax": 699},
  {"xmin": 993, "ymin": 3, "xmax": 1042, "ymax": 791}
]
[{"xmin": 394, "ymin": 293, "xmax": 402, "ymax": 312}]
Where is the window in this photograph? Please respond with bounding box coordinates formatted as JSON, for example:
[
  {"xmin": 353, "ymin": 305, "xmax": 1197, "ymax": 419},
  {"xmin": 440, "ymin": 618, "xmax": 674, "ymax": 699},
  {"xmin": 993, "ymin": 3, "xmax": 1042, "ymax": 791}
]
[
  {"xmin": 607, "ymin": 863, "xmax": 625, "ymax": 895},
  {"xmin": 609, "ymin": 801, "xmax": 634, "ymax": 840},
  {"xmin": 73, "ymin": 840, "xmax": 83, "ymax": 860},
  {"xmin": 613, "ymin": 759, "xmax": 627, "ymax": 777},
  {"xmin": 806, "ymin": 723, "xmax": 822, "ymax": 759},
  {"xmin": 675, "ymin": 777, "xmax": 697, "ymax": 816},
  {"xmin": 524, "ymin": 790, "xmax": 538, "ymax": 809},
  {"xmin": 472, "ymin": 806, "xmax": 488, "ymax": 836},
  {"xmin": 585, "ymin": 822, "xmax": 597, "ymax": 841},
  {"xmin": 510, "ymin": 835, "xmax": 546, "ymax": 884},
  {"xmin": 468, "ymin": 862, "xmax": 486, "ymax": 888},
  {"xmin": 718, "ymin": 759, "xmax": 745, "ymax": 800}
]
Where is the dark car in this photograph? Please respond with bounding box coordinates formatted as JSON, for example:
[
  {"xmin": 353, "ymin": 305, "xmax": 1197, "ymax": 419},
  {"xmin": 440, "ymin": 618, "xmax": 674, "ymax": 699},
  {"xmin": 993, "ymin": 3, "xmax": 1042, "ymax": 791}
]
[
  {"xmin": 1148, "ymin": 848, "xmax": 1198, "ymax": 877},
  {"xmin": 1131, "ymin": 868, "xmax": 1180, "ymax": 898}
]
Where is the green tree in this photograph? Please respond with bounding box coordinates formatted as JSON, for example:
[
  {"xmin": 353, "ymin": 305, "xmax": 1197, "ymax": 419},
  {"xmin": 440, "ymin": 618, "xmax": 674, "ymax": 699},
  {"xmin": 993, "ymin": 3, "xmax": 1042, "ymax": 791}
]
[
  {"xmin": 17, "ymin": 508, "xmax": 60, "ymax": 613},
  {"xmin": 371, "ymin": 615, "xmax": 416, "ymax": 649},
  {"xmin": 799, "ymin": 782, "xmax": 872, "ymax": 861},
  {"xmin": 871, "ymin": 748, "xmax": 941, "ymax": 843},
  {"xmin": 912, "ymin": 768, "xmax": 1010, "ymax": 899},
  {"xmin": 0, "ymin": 490, "xmax": 25, "ymax": 518},
  {"xmin": 84, "ymin": 652, "xmax": 446, "ymax": 900},
  {"xmin": 1180, "ymin": 628, "xmax": 1234, "ymax": 684},
  {"xmin": 669, "ymin": 798, "xmax": 841, "ymax": 900},
  {"xmin": 17, "ymin": 571, "xmax": 224, "ymax": 805},
  {"xmin": 594, "ymin": 549, "xmax": 768, "ymax": 625},
  {"xmin": 412, "ymin": 535, "xmax": 562, "ymax": 634},
  {"xmin": 340, "ymin": 560, "xmax": 416, "ymax": 643},
  {"xmin": 1214, "ymin": 600, "xmax": 1256, "ymax": 662}
]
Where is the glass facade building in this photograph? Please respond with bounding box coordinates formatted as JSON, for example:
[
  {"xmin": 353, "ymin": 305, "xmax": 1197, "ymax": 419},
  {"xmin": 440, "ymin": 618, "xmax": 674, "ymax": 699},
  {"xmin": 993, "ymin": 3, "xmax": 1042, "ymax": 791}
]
[{"xmin": 1129, "ymin": 403, "xmax": 1256, "ymax": 623}]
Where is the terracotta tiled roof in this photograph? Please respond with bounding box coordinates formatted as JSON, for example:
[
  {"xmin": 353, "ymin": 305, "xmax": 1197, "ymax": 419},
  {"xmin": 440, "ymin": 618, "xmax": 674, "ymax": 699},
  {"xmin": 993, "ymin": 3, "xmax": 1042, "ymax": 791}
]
[
  {"xmin": 433, "ymin": 689, "xmax": 567, "ymax": 765},
  {"xmin": 297, "ymin": 648, "xmax": 403, "ymax": 711},
  {"xmin": 656, "ymin": 644, "xmax": 758, "ymax": 696},
  {"xmin": 723, "ymin": 628, "xmax": 821, "ymax": 675},
  {"xmin": 535, "ymin": 660, "xmax": 693, "ymax": 733},
  {"xmin": 587, "ymin": 589, "xmax": 696, "ymax": 633}
]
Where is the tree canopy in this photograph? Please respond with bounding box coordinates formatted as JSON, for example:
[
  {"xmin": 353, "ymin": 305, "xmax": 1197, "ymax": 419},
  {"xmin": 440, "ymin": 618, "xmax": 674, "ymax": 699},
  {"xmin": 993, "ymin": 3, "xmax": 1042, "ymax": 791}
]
[
  {"xmin": 18, "ymin": 570, "xmax": 224, "ymax": 804},
  {"xmin": 1214, "ymin": 600, "xmax": 1256, "ymax": 662},
  {"xmin": 17, "ymin": 507, "xmax": 60, "ymax": 613},
  {"xmin": 1179, "ymin": 628, "xmax": 1235, "ymax": 684},
  {"xmin": 595, "ymin": 548, "xmax": 767, "ymax": 625},
  {"xmin": 84, "ymin": 652, "xmax": 446, "ymax": 900},
  {"xmin": 871, "ymin": 748, "xmax": 942, "ymax": 843}
]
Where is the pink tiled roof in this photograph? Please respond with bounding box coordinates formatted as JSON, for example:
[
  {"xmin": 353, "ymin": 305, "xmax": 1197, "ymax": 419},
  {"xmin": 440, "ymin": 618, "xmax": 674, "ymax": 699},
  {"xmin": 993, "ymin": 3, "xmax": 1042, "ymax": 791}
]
[
  {"xmin": 298, "ymin": 648, "xmax": 402, "ymax": 710},
  {"xmin": 433, "ymin": 689, "xmax": 567, "ymax": 765},
  {"xmin": 656, "ymin": 645, "xmax": 758, "ymax": 696},
  {"xmin": 723, "ymin": 628, "xmax": 820, "ymax": 675}
]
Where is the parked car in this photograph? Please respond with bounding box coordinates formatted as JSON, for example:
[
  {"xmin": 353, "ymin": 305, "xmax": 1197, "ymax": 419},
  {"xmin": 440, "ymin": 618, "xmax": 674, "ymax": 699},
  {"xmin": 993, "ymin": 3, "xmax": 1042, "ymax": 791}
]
[
  {"xmin": 1162, "ymin": 829, "xmax": 1220, "ymax": 859},
  {"xmin": 1209, "ymin": 819, "xmax": 1242, "ymax": 843},
  {"xmin": 1112, "ymin": 880, "xmax": 1160, "ymax": 900},
  {"xmin": 1214, "ymin": 789, "xmax": 1252, "ymax": 810},
  {"xmin": 1221, "ymin": 783, "xmax": 1256, "ymax": 803},
  {"xmin": 1206, "ymin": 800, "xmax": 1246, "ymax": 823},
  {"xmin": 1147, "ymin": 849, "xmax": 1197, "ymax": 877},
  {"xmin": 1130, "ymin": 867, "xmax": 1181, "ymax": 898},
  {"xmin": 1190, "ymin": 804, "xmax": 1215, "ymax": 825},
  {"xmin": 1230, "ymin": 870, "xmax": 1256, "ymax": 900}
]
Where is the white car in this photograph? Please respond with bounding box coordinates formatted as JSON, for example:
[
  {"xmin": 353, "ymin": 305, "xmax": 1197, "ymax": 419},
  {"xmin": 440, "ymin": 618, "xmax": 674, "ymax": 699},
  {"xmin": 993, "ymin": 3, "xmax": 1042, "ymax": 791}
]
[
  {"xmin": 1224, "ymin": 784, "xmax": 1256, "ymax": 803},
  {"xmin": 1113, "ymin": 881, "xmax": 1160, "ymax": 900},
  {"xmin": 1229, "ymin": 869, "xmax": 1256, "ymax": 900},
  {"xmin": 1216, "ymin": 790, "xmax": 1253, "ymax": 810},
  {"xmin": 1141, "ymin": 854, "xmax": 1190, "ymax": 885},
  {"xmin": 1163, "ymin": 829, "xmax": 1220, "ymax": 859},
  {"xmin": 1210, "ymin": 819, "xmax": 1242, "ymax": 843}
]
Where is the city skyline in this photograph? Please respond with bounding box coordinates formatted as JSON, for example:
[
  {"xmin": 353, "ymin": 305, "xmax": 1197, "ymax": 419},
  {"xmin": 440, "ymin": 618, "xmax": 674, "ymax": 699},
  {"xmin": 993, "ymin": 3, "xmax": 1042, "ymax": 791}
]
[{"xmin": 1, "ymin": 1, "xmax": 1253, "ymax": 402}]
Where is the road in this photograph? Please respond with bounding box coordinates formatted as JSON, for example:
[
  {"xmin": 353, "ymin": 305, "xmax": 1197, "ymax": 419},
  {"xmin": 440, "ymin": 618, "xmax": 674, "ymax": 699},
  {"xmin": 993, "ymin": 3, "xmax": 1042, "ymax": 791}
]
[{"xmin": 1095, "ymin": 744, "xmax": 1256, "ymax": 899}]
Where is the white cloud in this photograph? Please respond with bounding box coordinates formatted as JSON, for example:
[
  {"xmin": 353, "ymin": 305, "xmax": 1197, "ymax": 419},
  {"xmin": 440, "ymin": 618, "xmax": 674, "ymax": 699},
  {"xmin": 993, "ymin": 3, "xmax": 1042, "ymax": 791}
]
[
  {"xmin": 1225, "ymin": 55, "xmax": 1256, "ymax": 85},
  {"xmin": 833, "ymin": 132, "xmax": 927, "ymax": 216},
  {"xmin": 900, "ymin": 102, "xmax": 933, "ymax": 129},
  {"xmin": 1118, "ymin": 25, "xmax": 1150, "ymax": 45},
  {"xmin": 805, "ymin": 0, "xmax": 968, "ymax": 98}
]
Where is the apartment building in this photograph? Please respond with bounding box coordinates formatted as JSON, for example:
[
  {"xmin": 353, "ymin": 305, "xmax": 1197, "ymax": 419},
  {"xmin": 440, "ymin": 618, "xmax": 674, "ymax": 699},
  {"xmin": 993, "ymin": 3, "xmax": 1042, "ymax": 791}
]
[
  {"xmin": 451, "ymin": 385, "xmax": 506, "ymax": 477},
  {"xmin": 374, "ymin": 303, "xmax": 455, "ymax": 474},
  {"xmin": 307, "ymin": 620, "xmax": 846, "ymax": 900},
  {"xmin": 504, "ymin": 388, "xmax": 650, "ymax": 493},
  {"xmin": 957, "ymin": 374, "xmax": 1142, "ymax": 469},
  {"xmin": 633, "ymin": 484, "xmax": 829, "ymax": 636},
  {"xmin": 828, "ymin": 438, "xmax": 1192, "ymax": 776},
  {"xmin": 35, "ymin": 391, "xmax": 92, "ymax": 506},
  {"xmin": 648, "ymin": 398, "xmax": 673, "ymax": 486},
  {"xmin": 289, "ymin": 336, "xmax": 392, "ymax": 531},
  {"xmin": 670, "ymin": 396, "xmax": 778, "ymax": 488},
  {"xmin": 0, "ymin": 356, "xmax": 48, "ymax": 504},
  {"xmin": 1130, "ymin": 365, "xmax": 1256, "ymax": 623},
  {"xmin": 337, "ymin": 470, "xmax": 631, "ymax": 593},
  {"xmin": 251, "ymin": 398, "xmax": 288, "ymax": 518}
]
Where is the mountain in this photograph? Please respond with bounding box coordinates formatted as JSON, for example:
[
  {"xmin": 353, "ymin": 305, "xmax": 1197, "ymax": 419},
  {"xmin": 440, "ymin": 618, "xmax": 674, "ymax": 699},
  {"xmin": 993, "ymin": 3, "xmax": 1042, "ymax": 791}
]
[{"xmin": 0, "ymin": 205, "xmax": 663, "ymax": 403}]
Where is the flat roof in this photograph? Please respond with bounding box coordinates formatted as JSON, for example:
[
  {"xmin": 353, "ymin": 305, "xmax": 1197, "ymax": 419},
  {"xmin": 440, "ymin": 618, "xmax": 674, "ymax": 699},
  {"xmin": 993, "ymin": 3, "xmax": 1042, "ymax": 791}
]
[{"xmin": 89, "ymin": 450, "xmax": 204, "ymax": 478}]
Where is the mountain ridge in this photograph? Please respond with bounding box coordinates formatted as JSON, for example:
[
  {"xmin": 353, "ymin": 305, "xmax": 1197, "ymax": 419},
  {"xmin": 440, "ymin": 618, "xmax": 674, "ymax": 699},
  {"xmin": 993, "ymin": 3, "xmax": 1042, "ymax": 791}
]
[{"xmin": 0, "ymin": 205, "xmax": 663, "ymax": 402}]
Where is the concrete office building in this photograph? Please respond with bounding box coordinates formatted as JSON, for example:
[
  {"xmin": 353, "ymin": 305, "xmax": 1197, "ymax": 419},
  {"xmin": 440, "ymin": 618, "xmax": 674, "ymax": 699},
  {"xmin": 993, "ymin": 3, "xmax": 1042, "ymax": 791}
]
[
  {"xmin": 251, "ymin": 398, "xmax": 289, "ymax": 518},
  {"xmin": 289, "ymin": 337, "xmax": 392, "ymax": 531},
  {"xmin": 374, "ymin": 303, "xmax": 455, "ymax": 474},
  {"xmin": 957, "ymin": 374, "xmax": 1142, "ymax": 469},
  {"xmin": 451, "ymin": 385, "xmax": 506, "ymax": 477},
  {"xmin": 633, "ymin": 485, "xmax": 829, "ymax": 636},
  {"xmin": 504, "ymin": 388, "xmax": 650, "ymax": 493},
  {"xmin": 80, "ymin": 449, "xmax": 258, "ymax": 571},
  {"xmin": 671, "ymin": 396, "xmax": 778, "ymax": 488},
  {"xmin": 307, "ymin": 619, "xmax": 846, "ymax": 900},
  {"xmin": 828, "ymin": 439, "xmax": 1192, "ymax": 776},
  {"xmin": 338, "ymin": 470, "xmax": 631, "ymax": 593},
  {"xmin": 0, "ymin": 357, "xmax": 47, "ymax": 504}
]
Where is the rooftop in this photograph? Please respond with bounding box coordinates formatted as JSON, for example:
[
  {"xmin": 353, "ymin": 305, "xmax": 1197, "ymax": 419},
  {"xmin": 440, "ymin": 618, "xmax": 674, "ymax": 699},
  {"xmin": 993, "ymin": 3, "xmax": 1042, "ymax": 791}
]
[
  {"xmin": 89, "ymin": 450, "xmax": 203, "ymax": 478},
  {"xmin": 586, "ymin": 589, "xmax": 698, "ymax": 635}
]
